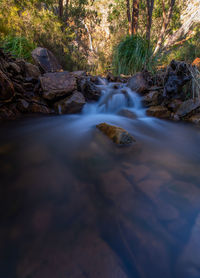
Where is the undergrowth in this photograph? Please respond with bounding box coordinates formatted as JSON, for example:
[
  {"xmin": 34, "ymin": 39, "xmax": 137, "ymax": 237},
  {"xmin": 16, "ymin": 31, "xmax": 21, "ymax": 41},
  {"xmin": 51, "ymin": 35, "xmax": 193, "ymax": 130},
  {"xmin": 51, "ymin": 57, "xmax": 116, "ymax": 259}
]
[{"xmin": 112, "ymin": 35, "xmax": 157, "ymax": 75}]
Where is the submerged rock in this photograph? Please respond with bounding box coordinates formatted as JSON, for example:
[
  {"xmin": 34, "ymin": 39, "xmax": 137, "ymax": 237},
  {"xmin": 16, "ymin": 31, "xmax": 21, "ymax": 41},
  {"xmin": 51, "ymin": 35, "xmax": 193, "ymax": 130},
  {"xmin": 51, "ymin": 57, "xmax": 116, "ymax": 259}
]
[
  {"xmin": 96, "ymin": 123, "xmax": 136, "ymax": 145},
  {"xmin": 40, "ymin": 72, "xmax": 77, "ymax": 100},
  {"xmin": 146, "ymin": 106, "xmax": 171, "ymax": 119},
  {"xmin": 118, "ymin": 109, "xmax": 137, "ymax": 119},
  {"xmin": 55, "ymin": 91, "xmax": 85, "ymax": 114},
  {"xmin": 32, "ymin": 47, "xmax": 62, "ymax": 73}
]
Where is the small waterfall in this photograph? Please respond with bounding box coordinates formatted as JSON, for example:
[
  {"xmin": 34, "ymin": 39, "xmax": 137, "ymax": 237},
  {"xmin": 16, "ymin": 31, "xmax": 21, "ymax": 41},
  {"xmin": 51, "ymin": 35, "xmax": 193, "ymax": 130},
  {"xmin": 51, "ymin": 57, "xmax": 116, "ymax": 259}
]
[{"xmin": 83, "ymin": 80, "xmax": 146, "ymax": 118}]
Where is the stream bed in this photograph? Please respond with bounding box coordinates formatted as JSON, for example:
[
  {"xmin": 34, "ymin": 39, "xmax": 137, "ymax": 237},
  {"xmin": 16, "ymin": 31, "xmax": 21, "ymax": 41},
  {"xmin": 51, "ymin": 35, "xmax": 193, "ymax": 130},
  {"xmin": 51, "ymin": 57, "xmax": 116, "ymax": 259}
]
[{"xmin": 1, "ymin": 82, "xmax": 200, "ymax": 278}]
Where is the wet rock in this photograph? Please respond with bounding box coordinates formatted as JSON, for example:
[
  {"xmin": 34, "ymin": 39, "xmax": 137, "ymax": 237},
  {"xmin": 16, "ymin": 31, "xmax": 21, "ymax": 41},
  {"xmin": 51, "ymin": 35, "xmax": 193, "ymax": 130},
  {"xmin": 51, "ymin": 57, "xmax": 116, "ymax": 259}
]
[
  {"xmin": 29, "ymin": 102, "xmax": 51, "ymax": 114},
  {"xmin": 24, "ymin": 62, "xmax": 41, "ymax": 78},
  {"xmin": 0, "ymin": 106, "xmax": 17, "ymax": 120},
  {"xmin": 32, "ymin": 47, "xmax": 62, "ymax": 73},
  {"xmin": 0, "ymin": 69, "xmax": 15, "ymax": 101},
  {"xmin": 127, "ymin": 72, "xmax": 150, "ymax": 94},
  {"xmin": 167, "ymin": 99, "xmax": 182, "ymax": 112},
  {"xmin": 40, "ymin": 72, "xmax": 77, "ymax": 100},
  {"xmin": 142, "ymin": 91, "xmax": 162, "ymax": 107},
  {"xmin": 187, "ymin": 114, "xmax": 200, "ymax": 124},
  {"xmin": 175, "ymin": 98, "xmax": 200, "ymax": 117},
  {"xmin": 96, "ymin": 123, "xmax": 136, "ymax": 145},
  {"xmin": 146, "ymin": 106, "xmax": 171, "ymax": 119},
  {"xmin": 118, "ymin": 109, "xmax": 137, "ymax": 119},
  {"xmin": 106, "ymin": 72, "xmax": 116, "ymax": 82},
  {"xmin": 55, "ymin": 91, "xmax": 85, "ymax": 114},
  {"xmin": 17, "ymin": 99, "xmax": 30, "ymax": 112},
  {"xmin": 80, "ymin": 78, "xmax": 101, "ymax": 101}
]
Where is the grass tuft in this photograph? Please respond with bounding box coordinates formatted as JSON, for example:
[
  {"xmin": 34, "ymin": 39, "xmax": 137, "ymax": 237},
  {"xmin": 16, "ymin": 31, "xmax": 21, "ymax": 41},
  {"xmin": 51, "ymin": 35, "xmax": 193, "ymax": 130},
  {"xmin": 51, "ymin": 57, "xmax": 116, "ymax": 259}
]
[{"xmin": 112, "ymin": 35, "xmax": 157, "ymax": 75}]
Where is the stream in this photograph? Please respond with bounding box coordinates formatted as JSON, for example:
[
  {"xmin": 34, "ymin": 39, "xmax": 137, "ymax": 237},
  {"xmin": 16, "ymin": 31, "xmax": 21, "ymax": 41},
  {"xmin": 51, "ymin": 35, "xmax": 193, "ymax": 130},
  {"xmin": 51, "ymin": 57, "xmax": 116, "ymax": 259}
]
[{"xmin": 1, "ymin": 81, "xmax": 200, "ymax": 278}]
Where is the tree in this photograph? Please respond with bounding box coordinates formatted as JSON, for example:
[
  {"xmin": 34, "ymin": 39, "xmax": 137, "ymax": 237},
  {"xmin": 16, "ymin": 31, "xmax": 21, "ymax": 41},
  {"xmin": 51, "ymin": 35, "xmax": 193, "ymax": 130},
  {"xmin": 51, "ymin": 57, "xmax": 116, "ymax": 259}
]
[
  {"xmin": 153, "ymin": 0, "xmax": 176, "ymax": 54},
  {"xmin": 59, "ymin": 0, "xmax": 64, "ymax": 19},
  {"xmin": 146, "ymin": 0, "xmax": 155, "ymax": 42},
  {"xmin": 126, "ymin": 0, "xmax": 139, "ymax": 36}
]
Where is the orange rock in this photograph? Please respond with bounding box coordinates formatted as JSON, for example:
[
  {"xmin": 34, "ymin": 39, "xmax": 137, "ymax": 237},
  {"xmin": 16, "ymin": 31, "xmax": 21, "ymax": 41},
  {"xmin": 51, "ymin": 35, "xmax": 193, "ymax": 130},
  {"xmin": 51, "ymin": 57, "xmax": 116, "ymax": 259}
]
[
  {"xmin": 192, "ymin": 57, "xmax": 200, "ymax": 70},
  {"xmin": 96, "ymin": 122, "xmax": 136, "ymax": 145}
]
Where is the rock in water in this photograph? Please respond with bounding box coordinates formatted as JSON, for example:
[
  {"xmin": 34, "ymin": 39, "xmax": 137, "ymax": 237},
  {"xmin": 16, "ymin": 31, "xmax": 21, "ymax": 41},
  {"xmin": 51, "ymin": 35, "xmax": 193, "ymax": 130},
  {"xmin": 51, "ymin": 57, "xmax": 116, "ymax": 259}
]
[
  {"xmin": 176, "ymin": 98, "xmax": 200, "ymax": 117},
  {"xmin": 127, "ymin": 72, "xmax": 151, "ymax": 94},
  {"xmin": 40, "ymin": 72, "xmax": 77, "ymax": 100},
  {"xmin": 80, "ymin": 78, "xmax": 101, "ymax": 101},
  {"xmin": 32, "ymin": 47, "xmax": 62, "ymax": 73},
  {"xmin": 96, "ymin": 123, "xmax": 136, "ymax": 145},
  {"xmin": 146, "ymin": 106, "xmax": 171, "ymax": 119},
  {"xmin": 55, "ymin": 91, "xmax": 86, "ymax": 114}
]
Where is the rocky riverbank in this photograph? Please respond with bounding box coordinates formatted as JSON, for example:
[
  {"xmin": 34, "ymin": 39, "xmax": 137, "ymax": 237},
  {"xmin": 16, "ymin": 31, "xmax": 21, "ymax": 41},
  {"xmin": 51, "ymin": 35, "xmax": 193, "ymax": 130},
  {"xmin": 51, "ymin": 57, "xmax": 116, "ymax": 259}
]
[{"xmin": 0, "ymin": 47, "xmax": 200, "ymax": 125}]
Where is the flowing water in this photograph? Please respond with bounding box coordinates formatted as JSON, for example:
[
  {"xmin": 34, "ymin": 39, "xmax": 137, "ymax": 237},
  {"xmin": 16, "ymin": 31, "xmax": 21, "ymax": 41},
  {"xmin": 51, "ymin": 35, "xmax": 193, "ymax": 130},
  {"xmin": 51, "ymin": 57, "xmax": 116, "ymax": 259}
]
[{"xmin": 1, "ymin": 81, "xmax": 200, "ymax": 278}]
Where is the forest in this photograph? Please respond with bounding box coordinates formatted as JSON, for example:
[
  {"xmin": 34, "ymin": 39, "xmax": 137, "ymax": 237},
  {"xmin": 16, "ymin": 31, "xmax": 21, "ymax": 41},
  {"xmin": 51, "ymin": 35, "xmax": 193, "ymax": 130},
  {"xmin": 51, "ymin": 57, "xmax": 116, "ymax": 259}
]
[{"xmin": 0, "ymin": 1, "xmax": 200, "ymax": 278}]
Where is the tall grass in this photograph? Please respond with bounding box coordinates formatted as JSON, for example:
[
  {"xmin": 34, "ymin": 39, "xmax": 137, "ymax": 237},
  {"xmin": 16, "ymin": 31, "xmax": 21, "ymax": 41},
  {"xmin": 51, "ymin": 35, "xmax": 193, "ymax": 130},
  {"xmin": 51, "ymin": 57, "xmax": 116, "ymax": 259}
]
[
  {"xmin": 2, "ymin": 36, "xmax": 36, "ymax": 62},
  {"xmin": 112, "ymin": 35, "xmax": 156, "ymax": 75}
]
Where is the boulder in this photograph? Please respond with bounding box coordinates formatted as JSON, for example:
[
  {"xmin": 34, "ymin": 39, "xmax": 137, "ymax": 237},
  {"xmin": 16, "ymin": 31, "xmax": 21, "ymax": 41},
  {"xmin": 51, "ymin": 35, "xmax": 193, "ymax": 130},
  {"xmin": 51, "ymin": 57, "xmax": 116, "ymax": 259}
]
[
  {"xmin": 176, "ymin": 98, "xmax": 200, "ymax": 117},
  {"xmin": 127, "ymin": 72, "xmax": 150, "ymax": 94},
  {"xmin": 96, "ymin": 123, "xmax": 136, "ymax": 145},
  {"xmin": 55, "ymin": 91, "xmax": 85, "ymax": 114},
  {"xmin": 0, "ymin": 69, "xmax": 15, "ymax": 101},
  {"xmin": 142, "ymin": 91, "xmax": 162, "ymax": 107},
  {"xmin": 163, "ymin": 60, "xmax": 192, "ymax": 99},
  {"xmin": 24, "ymin": 62, "xmax": 41, "ymax": 78},
  {"xmin": 146, "ymin": 106, "xmax": 171, "ymax": 119},
  {"xmin": 31, "ymin": 47, "xmax": 62, "ymax": 73},
  {"xmin": 80, "ymin": 78, "xmax": 101, "ymax": 101},
  {"xmin": 40, "ymin": 72, "xmax": 77, "ymax": 101}
]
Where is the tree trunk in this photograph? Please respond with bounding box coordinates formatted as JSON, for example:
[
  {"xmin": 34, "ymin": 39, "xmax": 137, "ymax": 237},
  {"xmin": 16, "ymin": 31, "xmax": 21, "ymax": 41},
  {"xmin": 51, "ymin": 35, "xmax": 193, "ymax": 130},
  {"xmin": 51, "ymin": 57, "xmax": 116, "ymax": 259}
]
[
  {"xmin": 58, "ymin": 0, "xmax": 64, "ymax": 19},
  {"xmin": 146, "ymin": 0, "xmax": 154, "ymax": 42},
  {"xmin": 131, "ymin": 0, "xmax": 139, "ymax": 35},
  {"xmin": 65, "ymin": 0, "xmax": 70, "ymax": 25},
  {"xmin": 126, "ymin": 0, "xmax": 132, "ymax": 35},
  {"xmin": 153, "ymin": 0, "xmax": 176, "ymax": 54}
]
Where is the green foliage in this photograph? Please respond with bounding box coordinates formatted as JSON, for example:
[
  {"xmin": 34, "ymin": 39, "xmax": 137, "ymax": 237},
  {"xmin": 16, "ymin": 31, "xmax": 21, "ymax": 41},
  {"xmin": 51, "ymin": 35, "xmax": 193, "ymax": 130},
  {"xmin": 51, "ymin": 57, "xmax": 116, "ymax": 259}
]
[
  {"xmin": 160, "ymin": 28, "xmax": 200, "ymax": 65},
  {"xmin": 1, "ymin": 36, "xmax": 36, "ymax": 61},
  {"xmin": 112, "ymin": 35, "xmax": 156, "ymax": 75}
]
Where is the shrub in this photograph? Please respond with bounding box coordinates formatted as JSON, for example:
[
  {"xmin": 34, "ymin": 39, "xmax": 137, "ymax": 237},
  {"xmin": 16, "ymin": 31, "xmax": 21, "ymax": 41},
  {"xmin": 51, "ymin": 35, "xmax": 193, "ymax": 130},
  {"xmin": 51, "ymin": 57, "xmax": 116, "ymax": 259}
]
[
  {"xmin": 1, "ymin": 36, "xmax": 36, "ymax": 61},
  {"xmin": 112, "ymin": 35, "xmax": 156, "ymax": 75}
]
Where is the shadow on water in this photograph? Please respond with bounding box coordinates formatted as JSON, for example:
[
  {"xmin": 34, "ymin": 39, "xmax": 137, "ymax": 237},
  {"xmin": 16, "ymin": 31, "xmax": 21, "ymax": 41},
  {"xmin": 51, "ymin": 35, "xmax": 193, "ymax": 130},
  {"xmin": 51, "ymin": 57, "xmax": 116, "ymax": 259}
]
[{"xmin": 1, "ymin": 82, "xmax": 200, "ymax": 278}]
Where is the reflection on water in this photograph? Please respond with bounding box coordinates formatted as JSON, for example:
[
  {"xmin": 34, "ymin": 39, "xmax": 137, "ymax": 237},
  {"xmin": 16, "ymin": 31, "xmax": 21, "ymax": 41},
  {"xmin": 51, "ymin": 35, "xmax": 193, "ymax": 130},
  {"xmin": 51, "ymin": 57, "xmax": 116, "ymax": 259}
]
[{"xmin": 1, "ymin": 84, "xmax": 200, "ymax": 278}]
